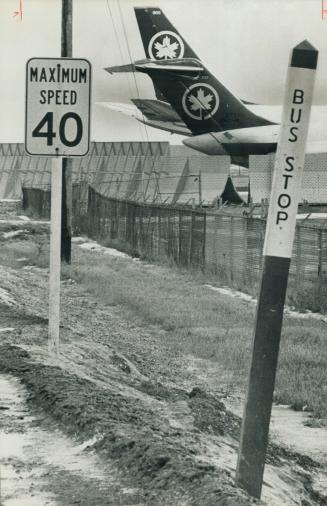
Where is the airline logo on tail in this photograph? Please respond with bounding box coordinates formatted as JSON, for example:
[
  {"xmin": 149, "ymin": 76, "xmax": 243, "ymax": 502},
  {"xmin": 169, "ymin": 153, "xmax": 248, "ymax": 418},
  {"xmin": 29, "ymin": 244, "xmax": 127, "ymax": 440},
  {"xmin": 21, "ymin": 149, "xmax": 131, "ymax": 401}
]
[
  {"xmin": 182, "ymin": 84, "xmax": 219, "ymax": 120},
  {"xmin": 148, "ymin": 31, "xmax": 185, "ymax": 59}
]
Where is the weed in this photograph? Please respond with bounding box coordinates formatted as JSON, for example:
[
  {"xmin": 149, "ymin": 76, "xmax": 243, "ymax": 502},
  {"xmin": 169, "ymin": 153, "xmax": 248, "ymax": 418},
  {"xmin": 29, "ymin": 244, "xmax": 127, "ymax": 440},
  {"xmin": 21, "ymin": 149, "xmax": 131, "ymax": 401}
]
[{"xmin": 68, "ymin": 246, "xmax": 327, "ymax": 423}]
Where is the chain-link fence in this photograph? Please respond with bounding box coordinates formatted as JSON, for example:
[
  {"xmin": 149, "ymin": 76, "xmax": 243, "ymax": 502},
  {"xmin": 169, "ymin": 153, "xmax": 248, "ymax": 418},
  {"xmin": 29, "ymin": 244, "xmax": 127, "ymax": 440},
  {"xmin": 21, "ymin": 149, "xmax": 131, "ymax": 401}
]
[
  {"xmin": 22, "ymin": 182, "xmax": 88, "ymax": 230},
  {"xmin": 205, "ymin": 213, "xmax": 327, "ymax": 310},
  {"xmin": 23, "ymin": 184, "xmax": 327, "ymax": 312},
  {"xmin": 85, "ymin": 188, "xmax": 327, "ymax": 311},
  {"xmin": 86, "ymin": 187, "xmax": 206, "ymax": 266},
  {"xmin": 22, "ymin": 187, "xmax": 51, "ymax": 218}
]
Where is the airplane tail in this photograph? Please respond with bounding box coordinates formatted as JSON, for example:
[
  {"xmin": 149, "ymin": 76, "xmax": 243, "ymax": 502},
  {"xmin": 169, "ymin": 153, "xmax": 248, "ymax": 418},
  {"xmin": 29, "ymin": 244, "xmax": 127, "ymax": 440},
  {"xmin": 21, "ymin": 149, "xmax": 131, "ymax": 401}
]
[
  {"xmin": 134, "ymin": 7, "xmax": 199, "ymax": 101},
  {"xmin": 135, "ymin": 59, "xmax": 274, "ymax": 135},
  {"xmin": 134, "ymin": 7, "xmax": 199, "ymax": 60}
]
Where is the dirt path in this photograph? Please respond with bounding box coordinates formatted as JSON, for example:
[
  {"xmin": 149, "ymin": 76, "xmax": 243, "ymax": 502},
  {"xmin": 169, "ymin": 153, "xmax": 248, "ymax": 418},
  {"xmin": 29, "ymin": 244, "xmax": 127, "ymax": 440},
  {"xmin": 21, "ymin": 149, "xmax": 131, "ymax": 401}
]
[
  {"xmin": 0, "ymin": 237, "xmax": 326, "ymax": 504},
  {"xmin": 0, "ymin": 374, "xmax": 133, "ymax": 506}
]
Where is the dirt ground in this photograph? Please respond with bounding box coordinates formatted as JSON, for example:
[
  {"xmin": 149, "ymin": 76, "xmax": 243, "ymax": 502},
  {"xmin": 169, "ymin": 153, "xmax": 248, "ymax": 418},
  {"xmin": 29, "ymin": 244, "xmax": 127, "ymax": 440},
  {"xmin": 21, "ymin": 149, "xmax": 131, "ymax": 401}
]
[{"xmin": 0, "ymin": 223, "xmax": 326, "ymax": 505}]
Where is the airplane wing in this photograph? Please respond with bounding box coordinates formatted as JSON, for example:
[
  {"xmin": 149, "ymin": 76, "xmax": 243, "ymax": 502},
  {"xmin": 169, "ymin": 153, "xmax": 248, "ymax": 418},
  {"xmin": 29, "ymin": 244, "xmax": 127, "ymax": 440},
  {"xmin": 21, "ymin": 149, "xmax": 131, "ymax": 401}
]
[
  {"xmin": 131, "ymin": 99, "xmax": 182, "ymax": 122},
  {"xmin": 96, "ymin": 100, "xmax": 192, "ymax": 136},
  {"xmin": 96, "ymin": 101, "xmax": 143, "ymax": 119}
]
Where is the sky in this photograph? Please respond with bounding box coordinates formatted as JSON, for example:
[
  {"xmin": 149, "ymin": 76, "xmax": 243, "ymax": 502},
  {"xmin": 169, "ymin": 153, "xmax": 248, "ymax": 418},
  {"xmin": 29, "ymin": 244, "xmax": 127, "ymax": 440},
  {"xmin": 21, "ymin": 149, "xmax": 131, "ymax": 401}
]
[{"xmin": 1, "ymin": 0, "xmax": 327, "ymax": 143}]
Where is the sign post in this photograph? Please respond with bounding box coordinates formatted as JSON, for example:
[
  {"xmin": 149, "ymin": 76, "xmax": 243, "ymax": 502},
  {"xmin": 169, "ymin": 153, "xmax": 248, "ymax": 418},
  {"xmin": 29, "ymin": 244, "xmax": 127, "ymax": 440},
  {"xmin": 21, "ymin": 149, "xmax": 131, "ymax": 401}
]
[
  {"xmin": 61, "ymin": 0, "xmax": 73, "ymax": 264},
  {"xmin": 25, "ymin": 57, "xmax": 91, "ymax": 354},
  {"xmin": 236, "ymin": 40, "xmax": 318, "ymax": 498},
  {"xmin": 48, "ymin": 156, "xmax": 62, "ymax": 354}
]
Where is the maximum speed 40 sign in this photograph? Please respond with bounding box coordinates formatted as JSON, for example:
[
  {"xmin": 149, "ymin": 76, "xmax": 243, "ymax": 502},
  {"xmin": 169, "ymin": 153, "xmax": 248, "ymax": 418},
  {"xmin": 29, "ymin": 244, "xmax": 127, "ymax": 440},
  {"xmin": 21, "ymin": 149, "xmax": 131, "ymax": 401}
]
[{"xmin": 25, "ymin": 58, "xmax": 91, "ymax": 156}]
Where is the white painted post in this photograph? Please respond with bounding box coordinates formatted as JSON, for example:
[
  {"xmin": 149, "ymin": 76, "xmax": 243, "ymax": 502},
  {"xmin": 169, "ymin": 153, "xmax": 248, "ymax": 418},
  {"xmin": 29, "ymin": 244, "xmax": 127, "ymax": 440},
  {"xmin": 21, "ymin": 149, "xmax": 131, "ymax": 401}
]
[{"xmin": 48, "ymin": 157, "xmax": 63, "ymax": 355}]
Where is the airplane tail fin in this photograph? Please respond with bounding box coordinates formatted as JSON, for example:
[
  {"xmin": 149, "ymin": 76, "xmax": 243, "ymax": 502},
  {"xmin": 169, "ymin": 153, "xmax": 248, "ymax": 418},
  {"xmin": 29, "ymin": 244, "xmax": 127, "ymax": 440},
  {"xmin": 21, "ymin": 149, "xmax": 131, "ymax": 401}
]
[
  {"xmin": 135, "ymin": 59, "xmax": 274, "ymax": 135},
  {"xmin": 134, "ymin": 6, "xmax": 199, "ymax": 101},
  {"xmin": 134, "ymin": 7, "xmax": 199, "ymax": 60}
]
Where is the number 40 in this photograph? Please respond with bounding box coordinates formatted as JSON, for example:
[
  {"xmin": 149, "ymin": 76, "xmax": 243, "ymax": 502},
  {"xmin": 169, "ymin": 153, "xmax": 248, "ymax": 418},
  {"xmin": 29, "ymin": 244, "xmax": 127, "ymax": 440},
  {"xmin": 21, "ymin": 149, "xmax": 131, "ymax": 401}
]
[{"xmin": 32, "ymin": 112, "xmax": 83, "ymax": 147}]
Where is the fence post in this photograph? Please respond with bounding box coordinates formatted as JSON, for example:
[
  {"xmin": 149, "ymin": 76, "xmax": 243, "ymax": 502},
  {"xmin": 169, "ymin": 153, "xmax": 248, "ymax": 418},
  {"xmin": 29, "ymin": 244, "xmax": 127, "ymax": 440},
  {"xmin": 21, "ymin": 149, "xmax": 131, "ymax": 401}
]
[
  {"xmin": 87, "ymin": 187, "xmax": 92, "ymax": 237},
  {"xmin": 167, "ymin": 209, "xmax": 171, "ymax": 258},
  {"xmin": 126, "ymin": 202, "xmax": 130, "ymax": 243},
  {"xmin": 243, "ymin": 215, "xmax": 249, "ymax": 286},
  {"xmin": 123, "ymin": 200, "xmax": 127, "ymax": 240},
  {"xmin": 117, "ymin": 201, "xmax": 121, "ymax": 239},
  {"xmin": 116, "ymin": 200, "xmax": 119, "ymax": 239},
  {"xmin": 179, "ymin": 210, "xmax": 182, "ymax": 265},
  {"xmin": 230, "ymin": 216, "xmax": 234, "ymax": 283},
  {"xmin": 317, "ymin": 228, "xmax": 323, "ymax": 306},
  {"xmin": 137, "ymin": 205, "xmax": 141, "ymax": 250},
  {"xmin": 202, "ymin": 211, "xmax": 206, "ymax": 270},
  {"xmin": 99, "ymin": 196, "xmax": 104, "ymax": 239},
  {"xmin": 105, "ymin": 199, "xmax": 110, "ymax": 237},
  {"xmin": 132, "ymin": 203, "xmax": 137, "ymax": 252},
  {"xmin": 145, "ymin": 207, "xmax": 151, "ymax": 257},
  {"xmin": 214, "ymin": 214, "xmax": 220, "ymax": 276},
  {"xmin": 189, "ymin": 210, "xmax": 195, "ymax": 266},
  {"xmin": 96, "ymin": 191, "xmax": 100, "ymax": 238},
  {"xmin": 158, "ymin": 208, "xmax": 161, "ymax": 257}
]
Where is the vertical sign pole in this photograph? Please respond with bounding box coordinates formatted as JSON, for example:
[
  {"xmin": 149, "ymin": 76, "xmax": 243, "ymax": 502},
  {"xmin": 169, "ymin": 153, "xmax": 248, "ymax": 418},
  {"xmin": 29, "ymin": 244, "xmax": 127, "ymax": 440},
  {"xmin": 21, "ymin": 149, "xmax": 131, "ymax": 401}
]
[
  {"xmin": 236, "ymin": 41, "xmax": 318, "ymax": 499},
  {"xmin": 48, "ymin": 157, "xmax": 63, "ymax": 355},
  {"xmin": 61, "ymin": 0, "xmax": 73, "ymax": 263}
]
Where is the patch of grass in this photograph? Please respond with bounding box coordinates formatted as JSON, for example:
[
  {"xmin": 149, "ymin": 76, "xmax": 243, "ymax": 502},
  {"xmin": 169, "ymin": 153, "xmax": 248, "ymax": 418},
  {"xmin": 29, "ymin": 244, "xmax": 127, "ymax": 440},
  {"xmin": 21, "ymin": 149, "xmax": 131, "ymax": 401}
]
[
  {"xmin": 1, "ymin": 231, "xmax": 326, "ymax": 423},
  {"xmin": 275, "ymin": 326, "xmax": 327, "ymax": 417},
  {"xmin": 100, "ymin": 236, "xmax": 141, "ymax": 258},
  {"xmin": 69, "ymin": 251, "xmax": 253, "ymax": 332},
  {"xmin": 287, "ymin": 285, "xmax": 327, "ymax": 313},
  {"xmin": 0, "ymin": 239, "xmax": 49, "ymax": 269},
  {"xmin": 0, "ymin": 227, "xmax": 50, "ymax": 270},
  {"xmin": 68, "ymin": 246, "xmax": 327, "ymax": 423}
]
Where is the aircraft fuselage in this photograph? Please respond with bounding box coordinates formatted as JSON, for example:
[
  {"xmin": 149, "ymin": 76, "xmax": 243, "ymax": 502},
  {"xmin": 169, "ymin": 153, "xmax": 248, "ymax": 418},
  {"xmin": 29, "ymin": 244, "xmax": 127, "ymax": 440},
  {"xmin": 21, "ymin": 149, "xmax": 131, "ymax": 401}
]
[{"xmin": 182, "ymin": 105, "xmax": 327, "ymax": 156}]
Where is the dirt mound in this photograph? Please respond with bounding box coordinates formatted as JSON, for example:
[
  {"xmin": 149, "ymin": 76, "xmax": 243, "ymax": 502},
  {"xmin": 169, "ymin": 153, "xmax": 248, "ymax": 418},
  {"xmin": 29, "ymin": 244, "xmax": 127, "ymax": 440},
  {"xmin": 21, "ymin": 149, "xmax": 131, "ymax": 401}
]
[
  {"xmin": 0, "ymin": 344, "xmax": 257, "ymax": 505},
  {"xmin": 188, "ymin": 386, "xmax": 241, "ymax": 438},
  {"xmin": 0, "ymin": 343, "xmax": 325, "ymax": 505}
]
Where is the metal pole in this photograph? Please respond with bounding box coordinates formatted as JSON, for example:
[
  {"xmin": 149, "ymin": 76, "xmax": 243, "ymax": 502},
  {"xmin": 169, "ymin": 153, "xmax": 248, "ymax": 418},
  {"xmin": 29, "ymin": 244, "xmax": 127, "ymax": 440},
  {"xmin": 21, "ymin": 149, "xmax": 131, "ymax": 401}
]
[
  {"xmin": 61, "ymin": 0, "xmax": 73, "ymax": 263},
  {"xmin": 48, "ymin": 157, "xmax": 63, "ymax": 355},
  {"xmin": 236, "ymin": 40, "xmax": 318, "ymax": 499}
]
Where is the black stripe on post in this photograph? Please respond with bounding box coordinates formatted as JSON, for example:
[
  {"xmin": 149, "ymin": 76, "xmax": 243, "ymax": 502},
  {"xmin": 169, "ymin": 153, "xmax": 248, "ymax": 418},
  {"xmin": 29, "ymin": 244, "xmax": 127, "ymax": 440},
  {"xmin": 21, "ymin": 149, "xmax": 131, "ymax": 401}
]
[
  {"xmin": 290, "ymin": 40, "xmax": 318, "ymax": 69},
  {"xmin": 236, "ymin": 256, "xmax": 290, "ymax": 497}
]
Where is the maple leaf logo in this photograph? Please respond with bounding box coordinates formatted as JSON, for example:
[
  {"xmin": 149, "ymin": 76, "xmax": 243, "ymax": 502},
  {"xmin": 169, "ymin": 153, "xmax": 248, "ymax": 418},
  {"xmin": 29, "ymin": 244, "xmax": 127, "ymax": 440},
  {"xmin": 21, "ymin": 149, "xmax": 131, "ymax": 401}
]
[
  {"xmin": 148, "ymin": 31, "xmax": 184, "ymax": 60},
  {"xmin": 154, "ymin": 35, "xmax": 179, "ymax": 59},
  {"xmin": 188, "ymin": 89, "xmax": 214, "ymax": 114},
  {"xmin": 182, "ymin": 84, "xmax": 219, "ymax": 121}
]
